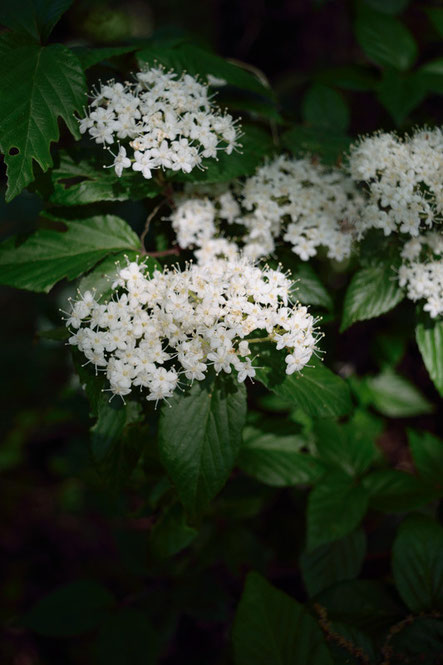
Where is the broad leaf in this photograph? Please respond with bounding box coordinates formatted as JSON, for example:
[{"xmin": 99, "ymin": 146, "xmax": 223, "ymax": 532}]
[
  {"xmin": 393, "ymin": 515, "xmax": 443, "ymax": 612},
  {"xmin": 363, "ymin": 469, "xmax": 434, "ymax": 512},
  {"xmin": 72, "ymin": 45, "xmax": 138, "ymax": 70},
  {"xmin": 95, "ymin": 607, "xmax": 159, "ymax": 665},
  {"xmin": 171, "ymin": 125, "xmax": 273, "ymax": 184},
  {"xmin": 355, "ymin": 9, "xmax": 417, "ymax": 71},
  {"xmin": 232, "ymin": 572, "xmax": 333, "ymax": 665},
  {"xmin": 150, "ymin": 503, "xmax": 197, "ymax": 558},
  {"xmin": 137, "ymin": 41, "xmax": 273, "ymax": 99},
  {"xmin": 307, "ymin": 471, "xmax": 369, "ymax": 550},
  {"xmin": 377, "ymin": 69, "xmax": 427, "ymax": 125},
  {"xmin": 416, "ymin": 317, "xmax": 443, "ymax": 397},
  {"xmin": 22, "ymin": 580, "xmax": 114, "ymax": 636},
  {"xmin": 49, "ymin": 153, "xmax": 161, "ymax": 205},
  {"xmin": 365, "ymin": 369, "xmax": 433, "ymax": 417},
  {"xmin": 408, "ymin": 429, "xmax": 443, "ymax": 494},
  {"xmin": 0, "ymin": 43, "xmax": 86, "ymax": 201},
  {"xmin": 300, "ymin": 528, "xmax": 366, "ymax": 598},
  {"xmin": 316, "ymin": 65, "xmax": 377, "ymax": 91},
  {"xmin": 0, "ymin": 0, "xmax": 72, "ymax": 42},
  {"xmin": 255, "ymin": 348, "xmax": 352, "ymax": 418},
  {"xmin": 158, "ymin": 374, "xmax": 247, "ymax": 516},
  {"xmin": 313, "ymin": 410, "xmax": 381, "ymax": 477},
  {"xmin": 291, "ymin": 262, "xmax": 333, "ymax": 310},
  {"xmin": 0, "ymin": 214, "xmax": 139, "ymax": 292},
  {"xmin": 302, "ymin": 84, "xmax": 350, "ymax": 132},
  {"xmin": 282, "ymin": 125, "xmax": 351, "ymax": 165},
  {"xmin": 341, "ymin": 263, "xmax": 404, "ymax": 331},
  {"xmin": 239, "ymin": 424, "xmax": 324, "ymax": 487}
]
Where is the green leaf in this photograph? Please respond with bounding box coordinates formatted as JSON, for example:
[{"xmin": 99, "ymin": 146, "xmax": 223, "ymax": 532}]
[
  {"xmin": 393, "ymin": 515, "xmax": 443, "ymax": 612},
  {"xmin": 0, "ymin": 43, "xmax": 86, "ymax": 201},
  {"xmin": 426, "ymin": 7, "xmax": 443, "ymax": 38},
  {"xmin": 341, "ymin": 263, "xmax": 404, "ymax": 331},
  {"xmin": 0, "ymin": 0, "xmax": 72, "ymax": 42},
  {"xmin": 355, "ymin": 9, "xmax": 417, "ymax": 71},
  {"xmin": 302, "ymin": 85, "xmax": 350, "ymax": 132},
  {"xmin": 377, "ymin": 69, "xmax": 427, "ymax": 125},
  {"xmin": 363, "ymin": 0, "xmax": 410, "ymax": 15},
  {"xmin": 72, "ymin": 45, "xmax": 138, "ymax": 70},
  {"xmin": 363, "ymin": 469, "xmax": 434, "ymax": 512},
  {"xmin": 49, "ymin": 153, "xmax": 161, "ymax": 206},
  {"xmin": 22, "ymin": 579, "xmax": 114, "ymax": 636},
  {"xmin": 316, "ymin": 579, "xmax": 403, "ymax": 633},
  {"xmin": 232, "ymin": 572, "xmax": 333, "ymax": 665},
  {"xmin": 0, "ymin": 214, "xmax": 139, "ymax": 292},
  {"xmin": 291, "ymin": 262, "xmax": 333, "ymax": 310},
  {"xmin": 388, "ymin": 617, "xmax": 443, "ymax": 665},
  {"xmin": 158, "ymin": 374, "xmax": 247, "ymax": 516},
  {"xmin": 313, "ymin": 410, "xmax": 381, "ymax": 477},
  {"xmin": 316, "ymin": 65, "xmax": 377, "ymax": 91},
  {"xmin": 408, "ymin": 429, "xmax": 443, "ymax": 493},
  {"xmin": 150, "ymin": 503, "xmax": 197, "ymax": 558},
  {"xmin": 255, "ymin": 348, "xmax": 352, "ymax": 418},
  {"xmin": 95, "ymin": 607, "xmax": 159, "ymax": 665},
  {"xmin": 282, "ymin": 125, "xmax": 351, "ymax": 165},
  {"xmin": 365, "ymin": 369, "xmax": 433, "ymax": 418},
  {"xmin": 418, "ymin": 59, "xmax": 443, "ymax": 95},
  {"xmin": 307, "ymin": 471, "xmax": 369, "ymax": 550},
  {"xmin": 300, "ymin": 528, "xmax": 366, "ymax": 598},
  {"xmin": 171, "ymin": 125, "xmax": 273, "ymax": 184},
  {"xmin": 416, "ymin": 317, "xmax": 443, "ymax": 397},
  {"xmin": 239, "ymin": 424, "xmax": 324, "ymax": 487},
  {"xmin": 137, "ymin": 41, "xmax": 273, "ymax": 99}
]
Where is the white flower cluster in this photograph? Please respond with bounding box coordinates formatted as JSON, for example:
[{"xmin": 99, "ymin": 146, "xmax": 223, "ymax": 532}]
[
  {"xmin": 79, "ymin": 67, "xmax": 241, "ymax": 179},
  {"xmin": 66, "ymin": 258, "xmax": 317, "ymax": 403},
  {"xmin": 170, "ymin": 155, "xmax": 362, "ymax": 262},
  {"xmin": 349, "ymin": 127, "xmax": 443, "ymax": 237},
  {"xmin": 399, "ymin": 232, "xmax": 443, "ymax": 318}
]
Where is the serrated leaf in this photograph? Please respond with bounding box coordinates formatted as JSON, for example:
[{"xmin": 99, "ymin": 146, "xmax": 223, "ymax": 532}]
[
  {"xmin": 355, "ymin": 9, "xmax": 417, "ymax": 71},
  {"xmin": 72, "ymin": 45, "xmax": 138, "ymax": 70},
  {"xmin": 300, "ymin": 528, "xmax": 366, "ymax": 598},
  {"xmin": 282, "ymin": 125, "xmax": 351, "ymax": 165},
  {"xmin": 416, "ymin": 317, "xmax": 443, "ymax": 397},
  {"xmin": 158, "ymin": 374, "xmax": 247, "ymax": 516},
  {"xmin": 341, "ymin": 263, "xmax": 404, "ymax": 331},
  {"xmin": 363, "ymin": 469, "xmax": 434, "ymax": 512},
  {"xmin": 49, "ymin": 152, "xmax": 161, "ymax": 205},
  {"xmin": 365, "ymin": 369, "xmax": 433, "ymax": 418},
  {"xmin": 408, "ymin": 429, "xmax": 443, "ymax": 492},
  {"xmin": 0, "ymin": 214, "xmax": 140, "ymax": 292},
  {"xmin": 95, "ymin": 607, "xmax": 159, "ymax": 665},
  {"xmin": 0, "ymin": 0, "xmax": 72, "ymax": 42},
  {"xmin": 302, "ymin": 84, "xmax": 350, "ymax": 132},
  {"xmin": 393, "ymin": 515, "xmax": 443, "ymax": 612},
  {"xmin": 137, "ymin": 41, "xmax": 273, "ymax": 99},
  {"xmin": 239, "ymin": 424, "xmax": 324, "ymax": 487},
  {"xmin": 170, "ymin": 125, "xmax": 273, "ymax": 184},
  {"xmin": 232, "ymin": 572, "xmax": 333, "ymax": 665},
  {"xmin": 307, "ymin": 471, "xmax": 369, "ymax": 550},
  {"xmin": 0, "ymin": 43, "xmax": 86, "ymax": 201},
  {"xmin": 377, "ymin": 69, "xmax": 427, "ymax": 125},
  {"xmin": 22, "ymin": 579, "xmax": 114, "ymax": 636},
  {"xmin": 313, "ymin": 410, "xmax": 381, "ymax": 477},
  {"xmin": 255, "ymin": 348, "xmax": 352, "ymax": 418},
  {"xmin": 291, "ymin": 262, "xmax": 333, "ymax": 310}
]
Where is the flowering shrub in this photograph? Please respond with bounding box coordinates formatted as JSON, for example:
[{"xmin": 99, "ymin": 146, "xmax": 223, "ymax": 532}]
[{"xmin": 0, "ymin": 2, "xmax": 442, "ymax": 664}]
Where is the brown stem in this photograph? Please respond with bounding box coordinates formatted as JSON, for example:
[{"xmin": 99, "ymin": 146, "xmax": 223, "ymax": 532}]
[
  {"xmin": 140, "ymin": 200, "xmax": 167, "ymax": 254},
  {"xmin": 148, "ymin": 246, "xmax": 181, "ymax": 258}
]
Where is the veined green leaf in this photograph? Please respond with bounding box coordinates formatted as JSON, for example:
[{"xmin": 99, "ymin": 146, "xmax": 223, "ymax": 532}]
[
  {"xmin": 0, "ymin": 43, "xmax": 86, "ymax": 201},
  {"xmin": 0, "ymin": 214, "xmax": 139, "ymax": 292},
  {"xmin": 355, "ymin": 9, "xmax": 417, "ymax": 70},
  {"xmin": 0, "ymin": 0, "xmax": 72, "ymax": 42}
]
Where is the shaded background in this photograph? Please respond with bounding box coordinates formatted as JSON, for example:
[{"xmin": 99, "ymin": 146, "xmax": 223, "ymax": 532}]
[{"xmin": 1, "ymin": 1, "xmax": 442, "ymax": 663}]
